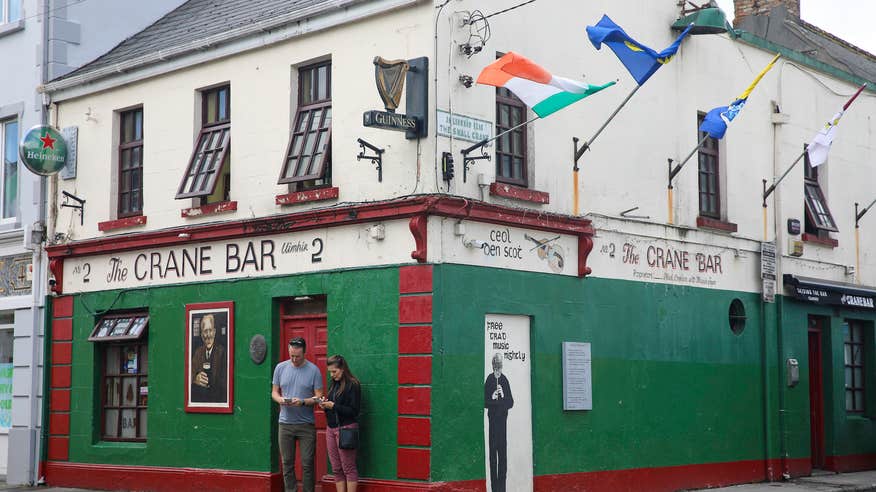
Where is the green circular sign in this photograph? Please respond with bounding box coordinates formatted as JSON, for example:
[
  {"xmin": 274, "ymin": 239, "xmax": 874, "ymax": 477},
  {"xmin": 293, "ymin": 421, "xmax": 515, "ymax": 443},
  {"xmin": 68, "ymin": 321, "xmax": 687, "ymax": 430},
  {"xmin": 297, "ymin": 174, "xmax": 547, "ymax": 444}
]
[{"xmin": 19, "ymin": 125, "xmax": 67, "ymax": 176}]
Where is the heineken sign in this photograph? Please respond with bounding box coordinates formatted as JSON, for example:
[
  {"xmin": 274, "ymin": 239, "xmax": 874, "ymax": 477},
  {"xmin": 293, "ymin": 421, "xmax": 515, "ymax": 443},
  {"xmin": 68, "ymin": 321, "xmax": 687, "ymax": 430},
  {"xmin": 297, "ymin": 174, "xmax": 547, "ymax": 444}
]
[{"xmin": 19, "ymin": 125, "xmax": 67, "ymax": 176}]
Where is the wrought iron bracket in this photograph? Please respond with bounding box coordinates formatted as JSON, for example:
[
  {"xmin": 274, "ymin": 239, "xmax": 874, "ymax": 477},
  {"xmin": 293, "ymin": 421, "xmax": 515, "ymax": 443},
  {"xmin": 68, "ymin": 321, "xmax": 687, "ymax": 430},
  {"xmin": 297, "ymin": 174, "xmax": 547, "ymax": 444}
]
[
  {"xmin": 356, "ymin": 138, "xmax": 385, "ymax": 182},
  {"xmin": 61, "ymin": 190, "xmax": 85, "ymax": 226},
  {"xmin": 460, "ymin": 139, "xmax": 491, "ymax": 183}
]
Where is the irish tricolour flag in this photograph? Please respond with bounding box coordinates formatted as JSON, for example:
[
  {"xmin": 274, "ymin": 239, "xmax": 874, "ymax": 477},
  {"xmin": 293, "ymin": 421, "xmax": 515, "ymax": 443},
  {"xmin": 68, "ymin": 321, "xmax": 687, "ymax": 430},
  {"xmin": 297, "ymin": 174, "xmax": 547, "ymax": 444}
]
[{"xmin": 477, "ymin": 52, "xmax": 615, "ymax": 118}]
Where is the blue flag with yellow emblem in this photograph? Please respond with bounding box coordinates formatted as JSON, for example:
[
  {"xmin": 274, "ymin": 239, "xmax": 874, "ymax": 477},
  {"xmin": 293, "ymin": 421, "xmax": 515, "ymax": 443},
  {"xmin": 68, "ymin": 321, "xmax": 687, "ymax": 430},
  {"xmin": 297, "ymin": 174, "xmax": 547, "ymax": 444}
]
[
  {"xmin": 587, "ymin": 15, "xmax": 692, "ymax": 85},
  {"xmin": 699, "ymin": 53, "xmax": 781, "ymax": 139}
]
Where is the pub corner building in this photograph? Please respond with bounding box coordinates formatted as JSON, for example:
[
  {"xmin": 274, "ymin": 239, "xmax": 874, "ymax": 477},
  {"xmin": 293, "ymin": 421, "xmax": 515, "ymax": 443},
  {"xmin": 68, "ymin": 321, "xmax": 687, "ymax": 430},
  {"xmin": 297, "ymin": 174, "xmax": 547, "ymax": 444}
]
[{"xmin": 33, "ymin": 0, "xmax": 876, "ymax": 491}]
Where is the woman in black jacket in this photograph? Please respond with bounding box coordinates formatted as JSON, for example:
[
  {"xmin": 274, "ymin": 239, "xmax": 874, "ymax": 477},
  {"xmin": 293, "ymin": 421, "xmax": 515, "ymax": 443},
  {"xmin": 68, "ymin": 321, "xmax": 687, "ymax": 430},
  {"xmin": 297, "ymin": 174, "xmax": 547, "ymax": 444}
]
[{"xmin": 319, "ymin": 354, "xmax": 361, "ymax": 492}]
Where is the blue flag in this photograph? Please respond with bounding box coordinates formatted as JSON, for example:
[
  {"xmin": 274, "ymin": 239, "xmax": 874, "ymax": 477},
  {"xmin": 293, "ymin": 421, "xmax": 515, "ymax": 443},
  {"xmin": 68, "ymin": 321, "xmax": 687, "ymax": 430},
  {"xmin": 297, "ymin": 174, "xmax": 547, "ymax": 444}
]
[
  {"xmin": 699, "ymin": 53, "xmax": 781, "ymax": 139},
  {"xmin": 586, "ymin": 15, "xmax": 692, "ymax": 85}
]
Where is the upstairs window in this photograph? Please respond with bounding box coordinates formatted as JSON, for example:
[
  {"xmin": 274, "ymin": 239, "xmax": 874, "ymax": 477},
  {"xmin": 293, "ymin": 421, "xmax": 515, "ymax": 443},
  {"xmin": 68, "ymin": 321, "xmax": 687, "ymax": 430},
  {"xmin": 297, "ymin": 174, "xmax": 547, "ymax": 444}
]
[
  {"xmin": 697, "ymin": 113, "xmax": 721, "ymax": 220},
  {"xmin": 177, "ymin": 85, "xmax": 230, "ymax": 203},
  {"xmin": 89, "ymin": 312, "xmax": 149, "ymax": 442},
  {"xmin": 1, "ymin": 0, "xmax": 21, "ymax": 23},
  {"xmin": 279, "ymin": 61, "xmax": 331, "ymax": 189},
  {"xmin": 803, "ymin": 151, "xmax": 838, "ymax": 235},
  {"xmin": 118, "ymin": 108, "xmax": 143, "ymax": 217},
  {"xmin": 0, "ymin": 119, "xmax": 18, "ymax": 220},
  {"xmin": 495, "ymin": 86, "xmax": 528, "ymax": 187}
]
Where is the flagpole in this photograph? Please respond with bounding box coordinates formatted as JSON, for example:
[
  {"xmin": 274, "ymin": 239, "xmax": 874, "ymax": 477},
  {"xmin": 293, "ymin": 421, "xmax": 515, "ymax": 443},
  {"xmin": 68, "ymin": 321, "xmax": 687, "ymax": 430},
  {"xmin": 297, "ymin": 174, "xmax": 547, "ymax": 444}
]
[
  {"xmin": 666, "ymin": 134, "xmax": 710, "ymax": 225},
  {"xmin": 762, "ymin": 179, "xmax": 768, "ymax": 241},
  {"xmin": 579, "ymin": 84, "xmax": 641, "ymax": 155},
  {"xmin": 763, "ymin": 150, "xmax": 806, "ymax": 202},
  {"xmin": 571, "ymin": 83, "xmax": 641, "ymax": 216}
]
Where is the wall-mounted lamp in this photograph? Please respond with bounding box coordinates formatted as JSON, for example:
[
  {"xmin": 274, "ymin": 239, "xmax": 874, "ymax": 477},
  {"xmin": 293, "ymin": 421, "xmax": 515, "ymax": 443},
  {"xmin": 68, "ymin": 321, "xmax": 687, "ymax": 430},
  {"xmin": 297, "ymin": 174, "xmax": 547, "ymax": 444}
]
[{"xmin": 464, "ymin": 238, "xmax": 486, "ymax": 249}]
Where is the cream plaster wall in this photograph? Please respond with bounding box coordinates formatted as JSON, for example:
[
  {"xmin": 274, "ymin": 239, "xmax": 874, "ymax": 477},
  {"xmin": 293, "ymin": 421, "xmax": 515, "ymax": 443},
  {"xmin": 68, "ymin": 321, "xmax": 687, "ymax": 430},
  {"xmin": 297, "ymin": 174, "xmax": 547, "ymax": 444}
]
[
  {"xmin": 54, "ymin": 2, "xmax": 434, "ymax": 238},
  {"xmin": 52, "ymin": 0, "xmax": 876, "ymax": 288}
]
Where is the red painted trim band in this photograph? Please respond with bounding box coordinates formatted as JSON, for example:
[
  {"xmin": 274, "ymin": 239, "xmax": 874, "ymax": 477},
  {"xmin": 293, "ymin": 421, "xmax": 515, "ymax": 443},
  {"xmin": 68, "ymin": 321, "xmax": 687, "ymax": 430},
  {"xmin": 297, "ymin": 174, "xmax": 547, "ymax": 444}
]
[
  {"xmin": 399, "ymin": 295, "xmax": 432, "ymax": 324},
  {"xmin": 181, "ymin": 200, "xmax": 238, "ymax": 218},
  {"xmin": 396, "ymin": 448, "xmax": 430, "ymax": 481},
  {"xmin": 398, "ymin": 387, "xmax": 431, "ymax": 415},
  {"xmin": 52, "ymin": 342, "xmax": 72, "ymax": 365},
  {"xmin": 52, "ymin": 296, "xmax": 74, "ymax": 318},
  {"xmin": 399, "ymin": 265, "xmax": 433, "ymax": 294},
  {"xmin": 49, "ymin": 413, "xmax": 70, "ymax": 436},
  {"xmin": 52, "ymin": 319, "xmax": 72, "ymax": 341},
  {"xmin": 98, "ymin": 215, "xmax": 147, "ymax": 232},
  {"xmin": 45, "ymin": 462, "xmax": 276, "ymax": 492},
  {"xmin": 398, "ymin": 356, "xmax": 431, "ymax": 385},
  {"xmin": 489, "ymin": 182, "xmax": 550, "ymax": 204},
  {"xmin": 399, "ymin": 326, "xmax": 432, "ymax": 354},
  {"xmin": 47, "ymin": 196, "xmax": 593, "ymax": 259},
  {"xmin": 397, "ymin": 416, "xmax": 431, "ymax": 446},
  {"xmin": 275, "ymin": 186, "xmax": 339, "ymax": 205},
  {"xmin": 47, "ymin": 437, "xmax": 69, "ymax": 461},
  {"xmin": 825, "ymin": 453, "xmax": 876, "ymax": 472},
  {"xmin": 50, "ymin": 389, "xmax": 71, "ymax": 412}
]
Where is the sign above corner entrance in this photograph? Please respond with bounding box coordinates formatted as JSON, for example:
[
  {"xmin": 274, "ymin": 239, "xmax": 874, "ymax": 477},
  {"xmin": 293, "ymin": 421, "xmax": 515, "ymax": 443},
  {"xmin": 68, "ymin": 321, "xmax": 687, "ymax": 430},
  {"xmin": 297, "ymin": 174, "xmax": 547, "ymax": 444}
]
[
  {"xmin": 362, "ymin": 56, "xmax": 428, "ymax": 139},
  {"xmin": 784, "ymin": 274, "xmax": 876, "ymax": 310},
  {"xmin": 19, "ymin": 125, "xmax": 68, "ymax": 176}
]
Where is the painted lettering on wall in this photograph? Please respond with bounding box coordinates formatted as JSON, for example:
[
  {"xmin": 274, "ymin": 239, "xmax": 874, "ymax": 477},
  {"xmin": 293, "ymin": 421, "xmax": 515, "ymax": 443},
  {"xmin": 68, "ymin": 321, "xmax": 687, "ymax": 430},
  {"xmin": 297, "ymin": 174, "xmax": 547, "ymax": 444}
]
[{"xmin": 597, "ymin": 240, "xmax": 727, "ymax": 287}]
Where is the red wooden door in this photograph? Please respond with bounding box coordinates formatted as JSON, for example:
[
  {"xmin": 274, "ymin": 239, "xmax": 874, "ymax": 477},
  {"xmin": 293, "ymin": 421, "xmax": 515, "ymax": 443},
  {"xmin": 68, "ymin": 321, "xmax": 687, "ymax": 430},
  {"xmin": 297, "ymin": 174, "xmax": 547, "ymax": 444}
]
[
  {"xmin": 280, "ymin": 312, "xmax": 328, "ymax": 486},
  {"xmin": 808, "ymin": 316, "xmax": 825, "ymax": 469}
]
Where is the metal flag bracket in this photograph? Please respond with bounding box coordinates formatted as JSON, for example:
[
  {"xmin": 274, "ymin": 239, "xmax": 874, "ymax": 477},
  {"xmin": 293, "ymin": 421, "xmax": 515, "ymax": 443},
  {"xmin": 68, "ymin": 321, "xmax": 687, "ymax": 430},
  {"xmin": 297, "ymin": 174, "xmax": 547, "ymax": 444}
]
[
  {"xmin": 356, "ymin": 138, "xmax": 385, "ymax": 182},
  {"xmin": 61, "ymin": 190, "xmax": 86, "ymax": 226},
  {"xmin": 460, "ymin": 139, "xmax": 491, "ymax": 183}
]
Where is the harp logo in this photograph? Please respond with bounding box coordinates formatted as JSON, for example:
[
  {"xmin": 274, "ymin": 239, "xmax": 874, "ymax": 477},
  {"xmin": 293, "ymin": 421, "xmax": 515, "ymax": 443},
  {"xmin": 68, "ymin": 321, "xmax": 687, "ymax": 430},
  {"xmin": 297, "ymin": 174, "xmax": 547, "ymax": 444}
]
[{"xmin": 373, "ymin": 56, "xmax": 410, "ymax": 112}]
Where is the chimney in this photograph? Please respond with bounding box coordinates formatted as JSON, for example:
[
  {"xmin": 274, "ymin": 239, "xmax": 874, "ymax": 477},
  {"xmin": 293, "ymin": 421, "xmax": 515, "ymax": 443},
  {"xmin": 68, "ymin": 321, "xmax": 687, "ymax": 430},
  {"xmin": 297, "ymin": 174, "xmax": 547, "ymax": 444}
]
[{"xmin": 733, "ymin": 0, "xmax": 800, "ymax": 26}]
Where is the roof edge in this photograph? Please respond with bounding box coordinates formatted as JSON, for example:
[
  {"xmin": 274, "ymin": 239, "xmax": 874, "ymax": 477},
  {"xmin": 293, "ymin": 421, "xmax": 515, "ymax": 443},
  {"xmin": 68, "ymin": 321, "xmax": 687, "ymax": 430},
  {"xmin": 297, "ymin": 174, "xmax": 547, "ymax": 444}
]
[
  {"xmin": 41, "ymin": 0, "xmax": 416, "ymax": 97},
  {"xmin": 735, "ymin": 29, "xmax": 875, "ymax": 88}
]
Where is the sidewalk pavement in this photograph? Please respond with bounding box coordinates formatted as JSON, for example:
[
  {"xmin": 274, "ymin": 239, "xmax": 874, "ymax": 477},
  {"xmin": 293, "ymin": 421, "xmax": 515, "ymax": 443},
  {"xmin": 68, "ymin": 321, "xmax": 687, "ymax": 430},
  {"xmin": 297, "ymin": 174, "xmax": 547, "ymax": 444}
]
[
  {"xmin": 691, "ymin": 470, "xmax": 876, "ymax": 492},
  {"xmin": 2, "ymin": 471, "xmax": 875, "ymax": 492}
]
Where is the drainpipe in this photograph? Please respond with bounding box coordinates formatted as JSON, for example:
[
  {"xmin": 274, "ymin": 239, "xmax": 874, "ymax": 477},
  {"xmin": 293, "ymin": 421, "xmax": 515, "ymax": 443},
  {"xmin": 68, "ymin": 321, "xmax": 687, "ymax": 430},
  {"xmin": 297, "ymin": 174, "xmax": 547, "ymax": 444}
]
[{"xmin": 26, "ymin": 0, "xmax": 52, "ymax": 484}]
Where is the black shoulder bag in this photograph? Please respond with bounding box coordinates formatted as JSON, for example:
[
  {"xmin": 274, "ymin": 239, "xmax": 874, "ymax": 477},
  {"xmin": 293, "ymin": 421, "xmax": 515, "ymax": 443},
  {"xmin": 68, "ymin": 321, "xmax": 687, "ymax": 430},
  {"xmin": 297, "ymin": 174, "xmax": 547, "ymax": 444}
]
[{"xmin": 330, "ymin": 385, "xmax": 359, "ymax": 450}]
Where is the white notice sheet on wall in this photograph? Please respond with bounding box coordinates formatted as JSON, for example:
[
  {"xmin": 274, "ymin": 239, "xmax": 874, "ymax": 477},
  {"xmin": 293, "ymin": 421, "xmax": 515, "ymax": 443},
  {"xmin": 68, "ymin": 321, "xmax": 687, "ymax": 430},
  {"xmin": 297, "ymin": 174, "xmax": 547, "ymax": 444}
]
[{"xmin": 562, "ymin": 342, "xmax": 592, "ymax": 410}]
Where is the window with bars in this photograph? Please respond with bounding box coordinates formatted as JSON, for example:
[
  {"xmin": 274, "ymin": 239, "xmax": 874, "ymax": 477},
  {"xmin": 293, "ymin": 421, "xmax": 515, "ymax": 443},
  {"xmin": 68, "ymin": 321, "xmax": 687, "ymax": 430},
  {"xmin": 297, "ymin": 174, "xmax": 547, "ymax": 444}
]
[
  {"xmin": 844, "ymin": 320, "xmax": 866, "ymax": 413},
  {"xmin": 177, "ymin": 85, "xmax": 231, "ymax": 201},
  {"xmin": 279, "ymin": 61, "xmax": 331, "ymax": 188},
  {"xmin": 495, "ymin": 86, "xmax": 528, "ymax": 186},
  {"xmin": 697, "ymin": 113, "xmax": 721, "ymax": 219},
  {"xmin": 803, "ymin": 151, "xmax": 838, "ymax": 235},
  {"xmin": 89, "ymin": 313, "xmax": 149, "ymax": 441},
  {"xmin": 118, "ymin": 108, "xmax": 143, "ymax": 217}
]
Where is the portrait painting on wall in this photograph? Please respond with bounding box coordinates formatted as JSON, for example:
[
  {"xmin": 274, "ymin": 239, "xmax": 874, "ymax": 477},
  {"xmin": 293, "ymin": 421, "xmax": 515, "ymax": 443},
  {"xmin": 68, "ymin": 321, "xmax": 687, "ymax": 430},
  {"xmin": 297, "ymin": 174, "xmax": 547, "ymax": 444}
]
[{"xmin": 185, "ymin": 301, "xmax": 234, "ymax": 413}]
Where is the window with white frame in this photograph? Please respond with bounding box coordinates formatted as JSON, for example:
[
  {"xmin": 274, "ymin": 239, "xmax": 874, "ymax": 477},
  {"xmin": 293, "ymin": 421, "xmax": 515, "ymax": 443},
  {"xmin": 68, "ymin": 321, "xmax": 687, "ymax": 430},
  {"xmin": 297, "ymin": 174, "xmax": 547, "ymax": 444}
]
[
  {"xmin": 279, "ymin": 61, "xmax": 331, "ymax": 190},
  {"xmin": 803, "ymin": 148, "xmax": 838, "ymax": 237},
  {"xmin": 0, "ymin": 119, "xmax": 19, "ymax": 220},
  {"xmin": 1, "ymin": 0, "xmax": 21, "ymax": 24}
]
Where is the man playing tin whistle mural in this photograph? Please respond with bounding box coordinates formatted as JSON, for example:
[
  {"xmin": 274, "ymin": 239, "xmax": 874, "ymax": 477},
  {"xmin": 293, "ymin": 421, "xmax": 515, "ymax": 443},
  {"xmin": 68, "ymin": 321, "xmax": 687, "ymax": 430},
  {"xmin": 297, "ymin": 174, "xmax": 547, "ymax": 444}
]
[
  {"xmin": 485, "ymin": 353, "xmax": 514, "ymax": 492},
  {"xmin": 191, "ymin": 314, "xmax": 227, "ymax": 402}
]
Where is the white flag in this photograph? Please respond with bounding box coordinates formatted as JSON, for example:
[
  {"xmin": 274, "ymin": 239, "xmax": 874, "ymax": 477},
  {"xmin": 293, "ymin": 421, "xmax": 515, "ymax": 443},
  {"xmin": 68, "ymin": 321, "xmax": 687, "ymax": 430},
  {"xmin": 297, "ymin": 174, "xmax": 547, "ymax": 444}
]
[{"xmin": 807, "ymin": 111, "xmax": 843, "ymax": 167}]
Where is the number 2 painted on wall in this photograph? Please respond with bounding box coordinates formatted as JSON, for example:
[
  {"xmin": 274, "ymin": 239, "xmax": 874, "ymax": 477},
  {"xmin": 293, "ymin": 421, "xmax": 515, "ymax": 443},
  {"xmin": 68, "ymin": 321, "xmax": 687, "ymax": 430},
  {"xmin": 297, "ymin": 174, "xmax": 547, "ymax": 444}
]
[{"xmin": 311, "ymin": 238, "xmax": 324, "ymax": 263}]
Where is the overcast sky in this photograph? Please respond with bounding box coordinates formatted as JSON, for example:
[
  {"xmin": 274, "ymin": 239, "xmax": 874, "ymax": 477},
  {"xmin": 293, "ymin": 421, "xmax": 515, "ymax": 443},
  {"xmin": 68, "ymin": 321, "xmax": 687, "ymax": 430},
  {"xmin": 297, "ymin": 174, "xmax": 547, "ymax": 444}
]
[{"xmin": 714, "ymin": 0, "xmax": 876, "ymax": 54}]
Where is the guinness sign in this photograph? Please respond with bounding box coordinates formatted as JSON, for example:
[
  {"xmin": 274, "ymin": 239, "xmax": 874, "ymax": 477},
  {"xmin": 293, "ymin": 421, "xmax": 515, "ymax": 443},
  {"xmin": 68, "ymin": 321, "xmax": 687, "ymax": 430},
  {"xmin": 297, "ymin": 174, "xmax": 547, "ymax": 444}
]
[{"xmin": 363, "ymin": 56, "xmax": 428, "ymax": 139}]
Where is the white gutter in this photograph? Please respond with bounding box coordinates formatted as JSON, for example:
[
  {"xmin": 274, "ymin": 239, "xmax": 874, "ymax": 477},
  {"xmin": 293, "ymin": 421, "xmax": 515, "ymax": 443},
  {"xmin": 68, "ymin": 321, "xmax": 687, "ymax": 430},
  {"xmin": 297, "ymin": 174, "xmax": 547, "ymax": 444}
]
[{"xmin": 41, "ymin": 0, "xmax": 424, "ymax": 101}]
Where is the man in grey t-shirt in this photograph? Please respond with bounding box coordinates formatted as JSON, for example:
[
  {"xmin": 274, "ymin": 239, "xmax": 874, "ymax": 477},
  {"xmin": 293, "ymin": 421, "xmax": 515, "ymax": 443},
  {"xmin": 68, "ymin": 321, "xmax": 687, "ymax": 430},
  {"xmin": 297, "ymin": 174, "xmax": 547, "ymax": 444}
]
[{"xmin": 272, "ymin": 337, "xmax": 324, "ymax": 492}]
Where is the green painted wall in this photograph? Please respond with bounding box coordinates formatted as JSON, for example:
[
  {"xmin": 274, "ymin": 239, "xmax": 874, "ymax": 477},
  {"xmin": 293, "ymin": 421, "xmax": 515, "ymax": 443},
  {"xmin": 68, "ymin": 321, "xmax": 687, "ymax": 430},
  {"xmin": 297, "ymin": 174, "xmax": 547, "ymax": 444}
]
[
  {"xmin": 66, "ymin": 267, "xmax": 399, "ymax": 478},
  {"xmin": 431, "ymin": 264, "xmax": 772, "ymax": 481},
  {"xmin": 779, "ymin": 300, "xmax": 876, "ymax": 461}
]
